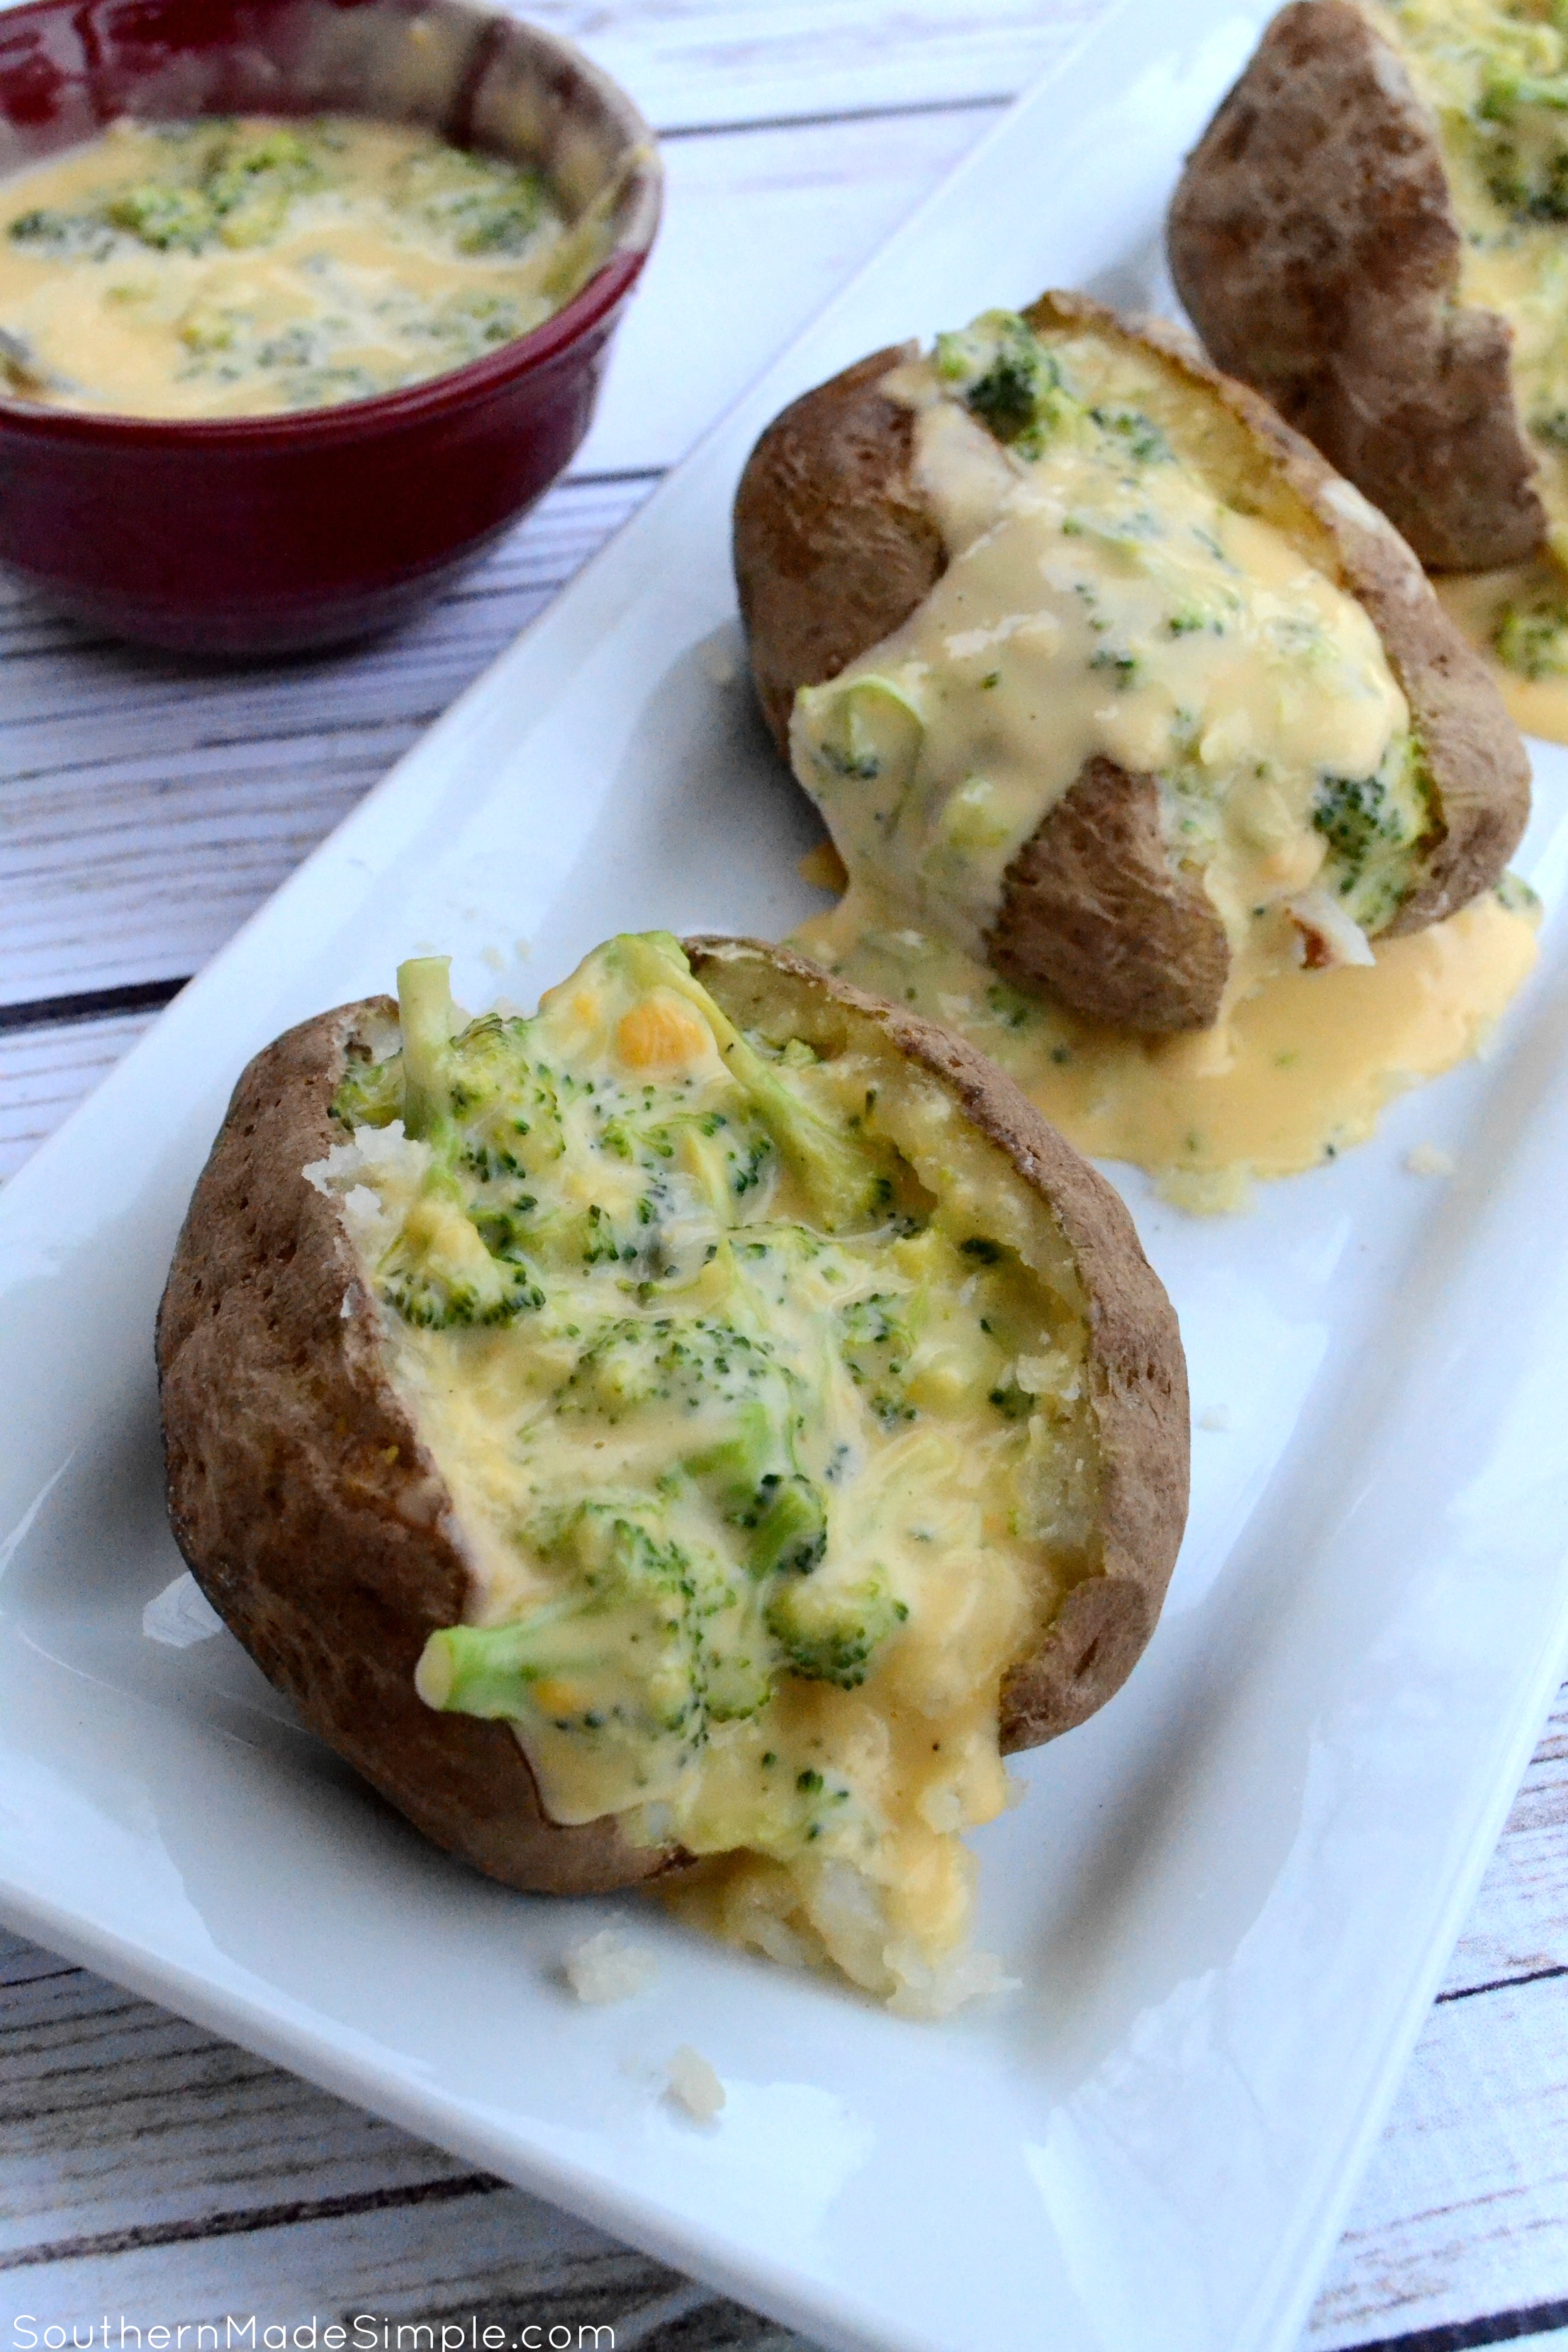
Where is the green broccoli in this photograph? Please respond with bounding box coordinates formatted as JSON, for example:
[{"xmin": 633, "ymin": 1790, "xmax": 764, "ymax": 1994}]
[
  {"xmin": 1312, "ymin": 741, "xmax": 1433, "ymax": 931},
  {"xmin": 106, "ymin": 181, "xmax": 215, "ymax": 252},
  {"xmin": 6, "ymin": 206, "xmax": 118, "ymax": 259},
  {"xmin": 331, "ymin": 1051, "xmax": 403, "ymax": 1129},
  {"xmin": 603, "ymin": 934, "xmax": 902, "ymax": 1231},
  {"xmin": 934, "ymin": 310, "xmax": 1077, "ymax": 454},
  {"xmin": 417, "ymin": 1503, "xmax": 773, "ymax": 1747},
  {"xmin": 1495, "ymin": 593, "xmax": 1568, "ymax": 681},
  {"xmin": 765, "ymin": 1564, "xmax": 907, "ymax": 1690},
  {"xmin": 393, "ymin": 146, "xmax": 551, "ymax": 256},
  {"xmin": 204, "ymin": 126, "xmax": 321, "ymax": 246},
  {"xmin": 362, "ymin": 958, "xmax": 546, "ymax": 1327}
]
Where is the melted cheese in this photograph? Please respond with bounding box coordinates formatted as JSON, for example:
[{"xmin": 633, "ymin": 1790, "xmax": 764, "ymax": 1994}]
[
  {"xmin": 791, "ymin": 882, "xmax": 1538, "ymax": 1209},
  {"xmin": 313, "ymin": 937, "xmax": 1099, "ymax": 2012},
  {"xmin": 1435, "ymin": 564, "xmax": 1568, "ymax": 737},
  {"xmin": 780, "ymin": 313, "xmax": 1535, "ymax": 1198},
  {"xmin": 0, "ymin": 116, "xmax": 603, "ymax": 419},
  {"xmin": 790, "ymin": 327, "xmax": 1418, "ymax": 1013}
]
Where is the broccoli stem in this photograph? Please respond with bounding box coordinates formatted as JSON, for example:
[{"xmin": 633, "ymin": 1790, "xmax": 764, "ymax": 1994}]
[
  {"xmin": 415, "ymin": 1605, "xmax": 593, "ymax": 1718},
  {"xmin": 609, "ymin": 934, "xmax": 889, "ymax": 1229},
  {"xmin": 397, "ymin": 956, "xmax": 459, "ymax": 1141}
]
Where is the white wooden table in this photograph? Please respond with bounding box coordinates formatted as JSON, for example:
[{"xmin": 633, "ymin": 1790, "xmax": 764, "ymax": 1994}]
[{"xmin": 3, "ymin": 5, "xmax": 1567, "ymax": 2345}]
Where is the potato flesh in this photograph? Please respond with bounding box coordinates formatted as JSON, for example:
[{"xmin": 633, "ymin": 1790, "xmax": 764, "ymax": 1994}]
[
  {"xmin": 313, "ymin": 936, "xmax": 1098, "ymax": 2008},
  {"xmin": 788, "ymin": 324, "xmax": 1423, "ymax": 1009}
]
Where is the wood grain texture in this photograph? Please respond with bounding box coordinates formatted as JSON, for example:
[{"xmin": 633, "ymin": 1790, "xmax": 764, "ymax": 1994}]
[
  {"xmin": 505, "ymin": 0, "xmax": 1108, "ymax": 129},
  {"xmin": 0, "ymin": 478, "xmax": 652, "ymax": 1014}
]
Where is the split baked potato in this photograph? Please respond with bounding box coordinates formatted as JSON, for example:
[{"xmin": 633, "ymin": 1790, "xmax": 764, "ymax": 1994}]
[
  {"xmin": 157, "ymin": 931, "xmax": 1187, "ymax": 2007},
  {"xmin": 733, "ymin": 289, "xmax": 1528, "ymax": 1031},
  {"xmin": 1168, "ymin": 1, "xmax": 1568, "ymax": 584}
]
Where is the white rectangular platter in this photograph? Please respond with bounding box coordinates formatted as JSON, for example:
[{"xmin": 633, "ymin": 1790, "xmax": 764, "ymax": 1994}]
[{"xmin": 4, "ymin": 4, "xmax": 1568, "ymax": 2348}]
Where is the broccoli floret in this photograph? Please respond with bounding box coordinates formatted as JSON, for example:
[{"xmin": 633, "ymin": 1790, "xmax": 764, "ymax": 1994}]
[
  {"xmin": 357, "ymin": 957, "xmax": 548, "ymax": 1326},
  {"xmin": 1314, "ymin": 773, "xmax": 1396, "ymax": 866},
  {"xmin": 742, "ymin": 1473, "xmax": 829, "ymax": 1579},
  {"xmin": 1089, "ymin": 403, "xmax": 1171, "ymax": 464},
  {"xmin": 1495, "ymin": 593, "xmax": 1568, "ymax": 681},
  {"xmin": 837, "ymin": 1292, "xmax": 914, "ymax": 1428},
  {"xmin": 765, "ymin": 1566, "xmax": 907, "ymax": 1690},
  {"xmin": 106, "ymin": 181, "xmax": 215, "ymax": 251},
  {"xmin": 962, "ymin": 324, "xmax": 1048, "ymax": 442},
  {"xmin": 377, "ymin": 1186, "xmax": 544, "ymax": 1327},
  {"xmin": 203, "ymin": 126, "xmax": 321, "ymax": 246},
  {"xmin": 393, "ymin": 147, "xmax": 551, "ymax": 255},
  {"xmin": 1474, "ymin": 64, "xmax": 1568, "ymax": 216},
  {"xmin": 1312, "ymin": 741, "xmax": 1432, "ymax": 932},
  {"xmin": 331, "ymin": 1053, "xmax": 403, "ymax": 1129},
  {"xmin": 934, "ymin": 310, "xmax": 1077, "ymax": 454},
  {"xmin": 603, "ymin": 934, "xmax": 902, "ymax": 1231},
  {"xmin": 6, "ymin": 206, "xmax": 118, "ymax": 259},
  {"xmin": 417, "ymin": 1503, "xmax": 773, "ymax": 1746}
]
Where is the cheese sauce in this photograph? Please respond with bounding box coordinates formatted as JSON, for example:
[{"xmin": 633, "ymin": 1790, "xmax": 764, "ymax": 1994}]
[
  {"xmin": 0, "ymin": 116, "xmax": 609, "ymax": 418},
  {"xmin": 784, "ymin": 310, "xmax": 1538, "ymax": 1202},
  {"xmin": 792, "ymin": 876, "xmax": 1538, "ymax": 1211},
  {"xmin": 311, "ymin": 936, "xmax": 1099, "ymax": 2011},
  {"xmin": 1364, "ymin": 0, "xmax": 1568, "ymax": 734},
  {"xmin": 791, "ymin": 317, "xmax": 1428, "ymax": 1029}
]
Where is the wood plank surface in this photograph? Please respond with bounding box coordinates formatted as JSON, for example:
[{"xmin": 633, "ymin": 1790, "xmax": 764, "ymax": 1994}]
[
  {"xmin": 498, "ymin": 0, "xmax": 1108, "ymax": 130},
  {"xmin": 4, "ymin": 0, "xmax": 1568, "ymax": 2346}
]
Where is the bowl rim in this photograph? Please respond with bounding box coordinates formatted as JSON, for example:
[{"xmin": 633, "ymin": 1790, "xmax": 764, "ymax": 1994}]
[{"xmin": 0, "ymin": 0, "xmax": 663, "ymax": 446}]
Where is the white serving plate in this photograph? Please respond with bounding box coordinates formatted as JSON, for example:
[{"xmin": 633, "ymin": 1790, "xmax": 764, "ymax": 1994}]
[{"xmin": 4, "ymin": 4, "xmax": 1568, "ymax": 2346}]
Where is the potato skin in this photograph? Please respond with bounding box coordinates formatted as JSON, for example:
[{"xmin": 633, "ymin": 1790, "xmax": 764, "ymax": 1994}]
[
  {"xmin": 157, "ymin": 945, "xmax": 1190, "ymax": 1895},
  {"xmin": 1167, "ymin": 0, "xmax": 1545, "ymax": 573},
  {"xmin": 732, "ymin": 286, "xmax": 1529, "ymax": 1026},
  {"xmin": 156, "ymin": 997, "xmax": 673, "ymax": 1898},
  {"xmin": 733, "ymin": 341, "xmax": 945, "ymax": 754},
  {"xmin": 990, "ymin": 758, "xmax": 1231, "ymax": 1033}
]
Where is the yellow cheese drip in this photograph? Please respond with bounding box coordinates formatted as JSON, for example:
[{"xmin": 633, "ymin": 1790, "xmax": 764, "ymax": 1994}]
[{"xmin": 791, "ymin": 881, "xmax": 1538, "ymax": 1210}]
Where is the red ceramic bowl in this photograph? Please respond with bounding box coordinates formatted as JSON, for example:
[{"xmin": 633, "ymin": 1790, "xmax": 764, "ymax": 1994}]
[{"xmin": 0, "ymin": 0, "xmax": 661, "ymax": 653}]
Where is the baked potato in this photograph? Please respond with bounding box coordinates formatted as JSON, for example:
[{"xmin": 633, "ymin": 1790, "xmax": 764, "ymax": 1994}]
[
  {"xmin": 733, "ymin": 289, "xmax": 1528, "ymax": 1032},
  {"xmin": 1168, "ymin": 1, "xmax": 1552, "ymax": 573},
  {"xmin": 157, "ymin": 931, "xmax": 1187, "ymax": 2008},
  {"xmin": 1169, "ymin": 0, "xmax": 1568, "ymax": 644}
]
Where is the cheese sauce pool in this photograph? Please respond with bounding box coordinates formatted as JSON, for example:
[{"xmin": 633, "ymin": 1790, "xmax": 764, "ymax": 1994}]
[
  {"xmin": 0, "ymin": 116, "xmax": 608, "ymax": 418},
  {"xmin": 792, "ymin": 873, "xmax": 1537, "ymax": 1211}
]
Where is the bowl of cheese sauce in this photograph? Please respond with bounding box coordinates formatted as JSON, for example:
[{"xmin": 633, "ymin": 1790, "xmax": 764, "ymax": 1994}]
[{"xmin": 0, "ymin": 0, "xmax": 661, "ymax": 653}]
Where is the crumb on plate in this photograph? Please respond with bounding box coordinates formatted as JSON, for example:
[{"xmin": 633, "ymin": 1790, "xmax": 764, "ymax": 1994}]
[
  {"xmin": 562, "ymin": 1928, "xmax": 658, "ymax": 2005},
  {"xmin": 666, "ymin": 2044, "xmax": 726, "ymax": 2121}
]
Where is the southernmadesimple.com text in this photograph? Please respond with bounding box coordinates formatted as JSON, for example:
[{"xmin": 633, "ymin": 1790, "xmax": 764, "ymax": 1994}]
[{"xmin": 11, "ymin": 2322, "xmax": 619, "ymax": 2351}]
